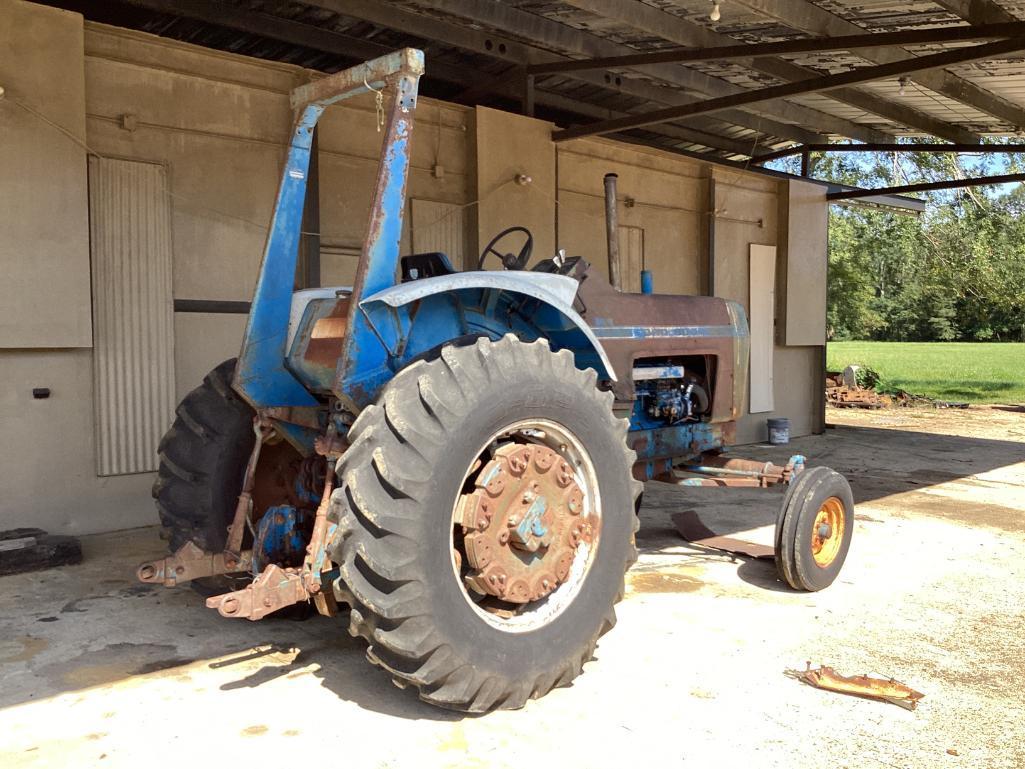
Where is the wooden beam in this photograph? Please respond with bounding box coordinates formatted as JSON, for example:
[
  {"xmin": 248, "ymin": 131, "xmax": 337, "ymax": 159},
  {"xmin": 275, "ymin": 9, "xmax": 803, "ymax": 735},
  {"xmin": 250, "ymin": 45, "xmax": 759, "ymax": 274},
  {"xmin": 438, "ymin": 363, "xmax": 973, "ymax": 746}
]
[
  {"xmin": 561, "ymin": 0, "xmax": 978, "ymax": 144},
  {"xmin": 553, "ymin": 38, "xmax": 1025, "ymax": 141}
]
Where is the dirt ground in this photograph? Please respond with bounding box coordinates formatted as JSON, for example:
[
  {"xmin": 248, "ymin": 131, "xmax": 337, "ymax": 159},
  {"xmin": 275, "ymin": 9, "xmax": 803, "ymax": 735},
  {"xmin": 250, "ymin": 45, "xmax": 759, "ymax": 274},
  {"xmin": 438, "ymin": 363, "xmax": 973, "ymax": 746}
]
[{"xmin": 1, "ymin": 406, "xmax": 1023, "ymax": 768}]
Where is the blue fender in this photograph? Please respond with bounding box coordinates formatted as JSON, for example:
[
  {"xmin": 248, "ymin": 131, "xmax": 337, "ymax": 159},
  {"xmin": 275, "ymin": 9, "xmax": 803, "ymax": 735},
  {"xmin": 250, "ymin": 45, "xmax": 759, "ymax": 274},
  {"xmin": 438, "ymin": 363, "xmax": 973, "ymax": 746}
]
[{"xmin": 335, "ymin": 271, "xmax": 616, "ymax": 407}]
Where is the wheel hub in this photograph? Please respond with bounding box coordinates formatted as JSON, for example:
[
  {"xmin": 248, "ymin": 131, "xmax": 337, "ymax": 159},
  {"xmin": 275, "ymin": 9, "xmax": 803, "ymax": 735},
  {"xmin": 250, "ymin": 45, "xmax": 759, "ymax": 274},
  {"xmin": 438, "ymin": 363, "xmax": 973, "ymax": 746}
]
[
  {"xmin": 811, "ymin": 497, "xmax": 845, "ymax": 567},
  {"xmin": 458, "ymin": 443, "xmax": 597, "ymax": 604}
]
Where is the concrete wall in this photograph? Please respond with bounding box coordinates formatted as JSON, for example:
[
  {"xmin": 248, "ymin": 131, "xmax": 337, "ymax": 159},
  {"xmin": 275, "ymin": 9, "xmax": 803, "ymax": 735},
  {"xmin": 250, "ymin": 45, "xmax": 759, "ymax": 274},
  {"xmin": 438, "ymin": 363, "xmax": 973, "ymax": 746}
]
[
  {"xmin": 557, "ymin": 138, "xmax": 709, "ymax": 296},
  {"xmin": 0, "ymin": 9, "xmax": 470, "ymax": 536},
  {"xmin": 0, "ymin": 1, "xmax": 91, "ymax": 347},
  {"xmin": 710, "ymin": 169, "xmax": 824, "ymax": 443},
  {"xmin": 0, "ymin": 2, "xmax": 826, "ymax": 536}
]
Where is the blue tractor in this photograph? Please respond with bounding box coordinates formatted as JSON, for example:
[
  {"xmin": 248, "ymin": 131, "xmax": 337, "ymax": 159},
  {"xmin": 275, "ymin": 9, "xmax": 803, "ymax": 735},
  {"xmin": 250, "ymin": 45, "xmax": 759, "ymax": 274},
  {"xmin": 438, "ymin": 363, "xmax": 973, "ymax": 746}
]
[{"xmin": 138, "ymin": 49, "xmax": 853, "ymax": 712}]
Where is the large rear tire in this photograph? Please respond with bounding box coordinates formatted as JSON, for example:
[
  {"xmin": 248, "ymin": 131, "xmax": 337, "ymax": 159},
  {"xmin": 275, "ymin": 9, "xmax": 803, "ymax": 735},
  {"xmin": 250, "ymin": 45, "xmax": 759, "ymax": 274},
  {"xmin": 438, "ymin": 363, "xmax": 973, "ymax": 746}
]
[
  {"xmin": 327, "ymin": 336, "xmax": 641, "ymax": 712},
  {"xmin": 152, "ymin": 359, "xmax": 255, "ymax": 562}
]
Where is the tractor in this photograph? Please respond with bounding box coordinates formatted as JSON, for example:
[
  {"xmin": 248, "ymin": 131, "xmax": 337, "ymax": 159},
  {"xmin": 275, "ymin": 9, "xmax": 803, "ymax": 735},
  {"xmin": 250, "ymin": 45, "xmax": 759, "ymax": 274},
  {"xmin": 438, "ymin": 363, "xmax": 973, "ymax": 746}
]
[{"xmin": 137, "ymin": 49, "xmax": 854, "ymax": 712}]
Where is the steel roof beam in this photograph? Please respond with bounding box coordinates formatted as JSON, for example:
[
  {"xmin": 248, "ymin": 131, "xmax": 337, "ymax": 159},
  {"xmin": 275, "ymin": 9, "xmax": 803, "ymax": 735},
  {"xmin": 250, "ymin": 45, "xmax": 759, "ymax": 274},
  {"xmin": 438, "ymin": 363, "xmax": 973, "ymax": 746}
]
[
  {"xmin": 116, "ymin": 0, "xmax": 757, "ymax": 155},
  {"xmin": 527, "ymin": 22, "xmax": 1025, "ymax": 74},
  {"xmin": 553, "ymin": 38, "xmax": 1025, "ymax": 141},
  {"xmin": 827, "ymin": 171, "xmax": 1025, "ymax": 200},
  {"xmin": 753, "ymin": 141, "xmax": 1025, "ymax": 163},
  {"xmin": 934, "ymin": 0, "xmax": 1015, "ymax": 26},
  {"xmin": 561, "ymin": 0, "xmax": 978, "ymax": 144},
  {"xmin": 731, "ymin": 0, "xmax": 1025, "ymax": 130},
  {"xmin": 531, "ymin": 91, "xmax": 763, "ymax": 157},
  {"xmin": 341, "ymin": 0, "xmax": 887, "ymax": 144}
]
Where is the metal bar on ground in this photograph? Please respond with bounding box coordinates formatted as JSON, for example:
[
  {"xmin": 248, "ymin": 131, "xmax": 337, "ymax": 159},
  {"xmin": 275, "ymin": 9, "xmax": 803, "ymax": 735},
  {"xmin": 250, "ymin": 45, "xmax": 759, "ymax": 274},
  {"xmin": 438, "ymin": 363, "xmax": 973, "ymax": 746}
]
[
  {"xmin": 552, "ymin": 37, "xmax": 1025, "ymax": 142},
  {"xmin": 527, "ymin": 21, "xmax": 1025, "ymax": 74}
]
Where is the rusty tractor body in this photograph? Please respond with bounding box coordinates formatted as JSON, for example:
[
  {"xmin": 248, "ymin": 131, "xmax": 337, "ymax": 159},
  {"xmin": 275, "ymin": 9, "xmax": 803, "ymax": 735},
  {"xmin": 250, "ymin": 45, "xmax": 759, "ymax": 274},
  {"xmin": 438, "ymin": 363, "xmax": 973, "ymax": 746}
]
[{"xmin": 140, "ymin": 49, "xmax": 854, "ymax": 712}]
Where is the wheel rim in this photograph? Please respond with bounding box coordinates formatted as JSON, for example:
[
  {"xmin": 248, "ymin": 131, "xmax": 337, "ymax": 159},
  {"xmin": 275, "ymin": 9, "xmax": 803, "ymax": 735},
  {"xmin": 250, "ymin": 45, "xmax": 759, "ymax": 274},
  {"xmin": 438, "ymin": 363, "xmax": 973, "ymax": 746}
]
[
  {"xmin": 810, "ymin": 496, "xmax": 845, "ymax": 567},
  {"xmin": 450, "ymin": 419, "xmax": 602, "ymax": 633}
]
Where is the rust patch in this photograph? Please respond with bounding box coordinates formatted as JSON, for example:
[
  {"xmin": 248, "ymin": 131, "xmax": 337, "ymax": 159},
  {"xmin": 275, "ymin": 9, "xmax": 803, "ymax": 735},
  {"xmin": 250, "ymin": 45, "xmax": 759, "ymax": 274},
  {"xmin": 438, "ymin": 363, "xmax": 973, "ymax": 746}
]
[
  {"xmin": 303, "ymin": 297, "xmax": 350, "ymax": 368},
  {"xmin": 460, "ymin": 443, "xmax": 594, "ymax": 604},
  {"xmin": 0, "ymin": 636, "xmax": 49, "ymax": 664},
  {"xmin": 787, "ymin": 663, "xmax": 925, "ymax": 710}
]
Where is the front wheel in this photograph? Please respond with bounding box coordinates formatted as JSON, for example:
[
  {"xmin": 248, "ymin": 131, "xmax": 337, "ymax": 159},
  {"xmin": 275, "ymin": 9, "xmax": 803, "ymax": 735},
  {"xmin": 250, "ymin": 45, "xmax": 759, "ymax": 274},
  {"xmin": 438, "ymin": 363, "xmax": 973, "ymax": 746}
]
[
  {"xmin": 327, "ymin": 336, "xmax": 641, "ymax": 711},
  {"xmin": 775, "ymin": 467, "xmax": 854, "ymax": 591}
]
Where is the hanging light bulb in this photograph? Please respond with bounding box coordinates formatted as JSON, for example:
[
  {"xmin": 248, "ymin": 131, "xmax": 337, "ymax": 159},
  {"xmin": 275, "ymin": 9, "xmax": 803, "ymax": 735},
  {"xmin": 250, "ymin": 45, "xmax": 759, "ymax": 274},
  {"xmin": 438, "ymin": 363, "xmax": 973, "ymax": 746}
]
[
  {"xmin": 898, "ymin": 77, "xmax": 908, "ymax": 97},
  {"xmin": 710, "ymin": 1, "xmax": 721, "ymax": 21}
]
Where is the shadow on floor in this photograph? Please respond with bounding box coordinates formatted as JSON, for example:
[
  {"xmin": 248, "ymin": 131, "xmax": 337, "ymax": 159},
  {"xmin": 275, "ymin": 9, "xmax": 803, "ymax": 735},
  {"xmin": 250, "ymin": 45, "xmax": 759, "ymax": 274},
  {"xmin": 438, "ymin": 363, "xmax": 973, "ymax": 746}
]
[{"xmin": 638, "ymin": 422, "xmax": 1025, "ymax": 543}]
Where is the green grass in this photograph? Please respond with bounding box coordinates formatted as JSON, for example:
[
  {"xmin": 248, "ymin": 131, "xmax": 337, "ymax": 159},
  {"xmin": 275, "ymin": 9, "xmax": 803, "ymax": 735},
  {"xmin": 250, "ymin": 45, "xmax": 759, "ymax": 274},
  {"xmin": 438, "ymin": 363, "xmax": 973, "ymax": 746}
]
[{"xmin": 826, "ymin": 342, "xmax": 1025, "ymax": 404}]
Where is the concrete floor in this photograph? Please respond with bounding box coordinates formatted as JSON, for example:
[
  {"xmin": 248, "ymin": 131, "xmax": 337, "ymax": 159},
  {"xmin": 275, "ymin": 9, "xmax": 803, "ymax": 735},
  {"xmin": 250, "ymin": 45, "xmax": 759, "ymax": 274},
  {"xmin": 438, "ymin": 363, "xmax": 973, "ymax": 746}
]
[{"xmin": 1, "ymin": 407, "xmax": 1023, "ymax": 768}]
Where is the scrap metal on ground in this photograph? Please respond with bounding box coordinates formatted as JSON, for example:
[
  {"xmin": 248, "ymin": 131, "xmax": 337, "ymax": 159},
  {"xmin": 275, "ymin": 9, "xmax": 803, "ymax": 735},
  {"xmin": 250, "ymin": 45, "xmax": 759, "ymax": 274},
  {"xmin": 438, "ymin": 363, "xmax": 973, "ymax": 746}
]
[{"xmin": 787, "ymin": 663, "xmax": 925, "ymax": 711}]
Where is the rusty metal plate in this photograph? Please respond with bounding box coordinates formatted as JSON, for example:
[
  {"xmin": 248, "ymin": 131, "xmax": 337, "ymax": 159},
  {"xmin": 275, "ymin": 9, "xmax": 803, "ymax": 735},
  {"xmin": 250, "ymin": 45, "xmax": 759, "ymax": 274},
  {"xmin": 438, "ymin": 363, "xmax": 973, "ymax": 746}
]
[
  {"xmin": 671, "ymin": 509, "xmax": 774, "ymax": 560},
  {"xmin": 459, "ymin": 444, "xmax": 597, "ymax": 604}
]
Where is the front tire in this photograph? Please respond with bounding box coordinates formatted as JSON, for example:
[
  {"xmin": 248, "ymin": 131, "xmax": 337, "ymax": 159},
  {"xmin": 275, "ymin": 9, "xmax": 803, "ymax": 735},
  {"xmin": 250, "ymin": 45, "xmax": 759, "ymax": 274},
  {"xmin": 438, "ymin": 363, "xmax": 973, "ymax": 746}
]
[
  {"xmin": 775, "ymin": 466, "xmax": 854, "ymax": 591},
  {"xmin": 327, "ymin": 336, "xmax": 641, "ymax": 712}
]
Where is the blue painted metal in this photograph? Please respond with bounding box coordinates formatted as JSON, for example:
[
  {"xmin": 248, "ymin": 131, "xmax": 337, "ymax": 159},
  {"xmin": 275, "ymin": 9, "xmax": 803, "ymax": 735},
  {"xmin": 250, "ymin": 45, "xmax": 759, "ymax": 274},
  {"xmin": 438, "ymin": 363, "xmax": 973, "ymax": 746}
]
[
  {"xmin": 629, "ymin": 385, "xmax": 725, "ymax": 480},
  {"xmin": 235, "ymin": 105, "xmax": 324, "ymax": 408},
  {"xmin": 306, "ymin": 271, "xmax": 619, "ymax": 406},
  {"xmin": 640, "ymin": 270, "xmax": 653, "ymax": 294},
  {"xmin": 252, "ymin": 505, "xmax": 309, "ymax": 574},
  {"xmin": 516, "ymin": 497, "xmax": 549, "ymax": 543},
  {"xmin": 233, "ymin": 49, "xmax": 425, "ymax": 410},
  {"xmin": 632, "ymin": 365, "xmax": 686, "ymax": 380},
  {"xmin": 307, "ymin": 281, "xmax": 614, "ymax": 405},
  {"xmin": 333, "ymin": 67, "xmax": 424, "ymax": 410},
  {"xmin": 591, "ymin": 323, "xmax": 743, "ymax": 339},
  {"xmin": 789, "ymin": 454, "xmax": 807, "ymax": 480}
]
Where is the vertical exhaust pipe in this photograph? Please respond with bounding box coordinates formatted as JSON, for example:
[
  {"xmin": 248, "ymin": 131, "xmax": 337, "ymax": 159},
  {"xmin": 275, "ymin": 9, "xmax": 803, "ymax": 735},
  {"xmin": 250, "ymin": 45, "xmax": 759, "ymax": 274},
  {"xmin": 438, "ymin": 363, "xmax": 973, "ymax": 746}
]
[{"xmin": 603, "ymin": 173, "xmax": 622, "ymax": 291}]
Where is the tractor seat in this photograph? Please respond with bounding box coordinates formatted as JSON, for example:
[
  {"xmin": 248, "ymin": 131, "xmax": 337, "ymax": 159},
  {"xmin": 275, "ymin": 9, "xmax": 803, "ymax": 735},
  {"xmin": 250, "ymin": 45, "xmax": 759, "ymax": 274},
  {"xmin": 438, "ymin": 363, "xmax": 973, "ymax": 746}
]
[{"xmin": 400, "ymin": 252, "xmax": 456, "ymax": 282}]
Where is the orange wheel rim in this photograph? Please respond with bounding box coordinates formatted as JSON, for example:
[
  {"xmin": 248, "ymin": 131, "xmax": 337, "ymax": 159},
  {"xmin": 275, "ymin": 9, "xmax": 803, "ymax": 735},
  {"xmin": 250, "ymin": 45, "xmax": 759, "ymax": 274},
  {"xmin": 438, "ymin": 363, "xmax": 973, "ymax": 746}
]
[{"xmin": 811, "ymin": 497, "xmax": 845, "ymax": 567}]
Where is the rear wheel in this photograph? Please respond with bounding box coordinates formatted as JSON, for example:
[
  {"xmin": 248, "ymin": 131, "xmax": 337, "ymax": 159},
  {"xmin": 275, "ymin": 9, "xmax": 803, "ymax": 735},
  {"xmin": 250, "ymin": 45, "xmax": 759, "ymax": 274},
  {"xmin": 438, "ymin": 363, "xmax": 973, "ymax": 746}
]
[
  {"xmin": 775, "ymin": 466, "xmax": 854, "ymax": 591},
  {"xmin": 327, "ymin": 336, "xmax": 641, "ymax": 711},
  {"xmin": 152, "ymin": 359, "xmax": 305, "ymax": 596},
  {"xmin": 153, "ymin": 359, "xmax": 255, "ymax": 555}
]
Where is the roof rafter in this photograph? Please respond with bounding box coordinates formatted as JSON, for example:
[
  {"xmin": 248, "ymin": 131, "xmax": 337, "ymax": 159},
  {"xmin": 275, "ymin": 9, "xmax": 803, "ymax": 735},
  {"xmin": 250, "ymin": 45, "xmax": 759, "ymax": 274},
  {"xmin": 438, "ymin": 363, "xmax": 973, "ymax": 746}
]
[
  {"xmin": 552, "ymin": 38, "xmax": 1025, "ymax": 141},
  {"xmin": 560, "ymin": 0, "xmax": 979, "ymax": 143},
  {"xmin": 934, "ymin": 0, "xmax": 1015, "ymax": 25},
  {"xmin": 827, "ymin": 171, "xmax": 1025, "ymax": 200},
  {"xmin": 528, "ymin": 21, "xmax": 1025, "ymax": 73},
  {"xmin": 115, "ymin": 0, "xmax": 758, "ymax": 156},
  {"xmin": 342, "ymin": 0, "xmax": 889, "ymax": 144},
  {"xmin": 731, "ymin": 0, "xmax": 1025, "ymax": 130}
]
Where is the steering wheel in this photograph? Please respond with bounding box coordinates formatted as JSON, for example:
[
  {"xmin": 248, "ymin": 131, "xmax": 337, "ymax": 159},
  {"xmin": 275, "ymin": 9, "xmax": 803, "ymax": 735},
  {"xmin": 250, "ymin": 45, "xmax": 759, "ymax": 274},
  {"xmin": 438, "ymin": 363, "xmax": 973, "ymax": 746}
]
[{"xmin": 478, "ymin": 226, "xmax": 533, "ymax": 270}]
